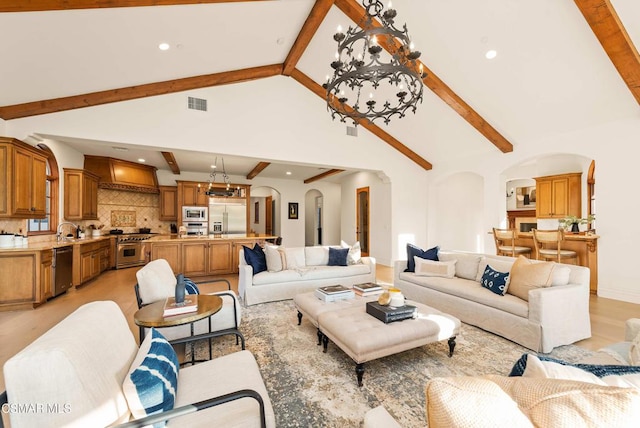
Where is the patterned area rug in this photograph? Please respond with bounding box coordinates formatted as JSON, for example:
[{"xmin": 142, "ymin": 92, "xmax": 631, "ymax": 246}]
[{"xmin": 185, "ymin": 300, "xmax": 593, "ymax": 427}]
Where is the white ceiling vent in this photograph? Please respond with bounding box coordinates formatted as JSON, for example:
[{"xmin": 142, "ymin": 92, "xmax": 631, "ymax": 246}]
[
  {"xmin": 346, "ymin": 126, "xmax": 358, "ymax": 137},
  {"xmin": 187, "ymin": 97, "xmax": 207, "ymax": 111}
]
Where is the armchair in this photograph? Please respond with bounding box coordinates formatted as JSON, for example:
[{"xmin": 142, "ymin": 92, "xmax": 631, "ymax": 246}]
[{"xmin": 134, "ymin": 259, "xmax": 244, "ymax": 349}]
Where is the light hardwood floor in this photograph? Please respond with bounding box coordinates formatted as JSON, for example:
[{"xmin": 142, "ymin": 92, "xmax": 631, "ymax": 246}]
[{"xmin": 1, "ymin": 264, "xmax": 638, "ymax": 392}]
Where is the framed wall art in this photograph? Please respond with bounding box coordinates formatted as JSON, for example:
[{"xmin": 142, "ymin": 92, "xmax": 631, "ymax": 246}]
[{"xmin": 288, "ymin": 203, "xmax": 299, "ymax": 220}]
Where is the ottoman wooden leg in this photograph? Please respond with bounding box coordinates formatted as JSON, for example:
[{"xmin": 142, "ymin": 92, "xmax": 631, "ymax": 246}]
[
  {"xmin": 448, "ymin": 336, "xmax": 456, "ymax": 357},
  {"xmin": 317, "ymin": 329, "xmax": 323, "ymax": 346},
  {"xmin": 297, "ymin": 311, "xmax": 303, "ymax": 325},
  {"xmin": 355, "ymin": 363, "xmax": 365, "ymax": 387},
  {"xmin": 322, "ymin": 334, "xmax": 329, "ymax": 353}
]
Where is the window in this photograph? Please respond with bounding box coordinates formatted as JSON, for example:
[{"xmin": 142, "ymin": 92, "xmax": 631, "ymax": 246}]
[{"xmin": 28, "ymin": 144, "xmax": 59, "ymax": 235}]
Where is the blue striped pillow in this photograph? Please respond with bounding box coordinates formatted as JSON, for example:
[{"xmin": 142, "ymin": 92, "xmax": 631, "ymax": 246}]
[
  {"xmin": 183, "ymin": 277, "xmax": 200, "ymax": 295},
  {"xmin": 123, "ymin": 328, "xmax": 179, "ymax": 427}
]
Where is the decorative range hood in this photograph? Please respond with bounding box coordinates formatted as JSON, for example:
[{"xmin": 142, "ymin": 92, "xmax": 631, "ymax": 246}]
[{"xmin": 84, "ymin": 155, "xmax": 159, "ymax": 194}]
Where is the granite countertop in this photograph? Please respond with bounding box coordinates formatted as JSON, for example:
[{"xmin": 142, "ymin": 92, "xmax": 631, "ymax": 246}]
[
  {"xmin": 0, "ymin": 235, "xmax": 114, "ymax": 253},
  {"xmin": 146, "ymin": 234, "xmax": 277, "ymax": 243}
]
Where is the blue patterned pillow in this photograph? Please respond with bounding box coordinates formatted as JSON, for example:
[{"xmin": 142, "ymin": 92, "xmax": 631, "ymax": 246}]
[
  {"xmin": 183, "ymin": 277, "xmax": 200, "ymax": 295},
  {"xmin": 328, "ymin": 247, "xmax": 349, "ymax": 266},
  {"xmin": 481, "ymin": 265, "xmax": 510, "ymax": 295},
  {"xmin": 123, "ymin": 328, "xmax": 179, "ymax": 427},
  {"xmin": 243, "ymin": 244, "xmax": 267, "ymax": 275},
  {"xmin": 405, "ymin": 244, "xmax": 439, "ymax": 272}
]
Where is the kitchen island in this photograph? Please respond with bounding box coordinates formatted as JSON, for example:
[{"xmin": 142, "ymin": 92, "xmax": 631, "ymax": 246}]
[{"xmin": 145, "ymin": 234, "xmax": 277, "ymax": 277}]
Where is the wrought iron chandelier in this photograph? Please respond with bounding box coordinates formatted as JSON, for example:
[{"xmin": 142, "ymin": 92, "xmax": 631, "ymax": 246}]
[
  {"xmin": 324, "ymin": 0, "xmax": 426, "ymax": 126},
  {"xmin": 200, "ymin": 157, "xmax": 234, "ymax": 197}
]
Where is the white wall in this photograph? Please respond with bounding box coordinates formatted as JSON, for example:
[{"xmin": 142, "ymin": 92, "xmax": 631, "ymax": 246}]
[{"xmin": 304, "ymin": 189, "xmax": 321, "ymax": 246}]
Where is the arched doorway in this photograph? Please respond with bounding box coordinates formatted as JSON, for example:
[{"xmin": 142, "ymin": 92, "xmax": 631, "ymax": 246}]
[
  {"xmin": 305, "ymin": 189, "xmax": 323, "ymax": 246},
  {"xmin": 251, "ymin": 186, "xmax": 281, "ymax": 238}
]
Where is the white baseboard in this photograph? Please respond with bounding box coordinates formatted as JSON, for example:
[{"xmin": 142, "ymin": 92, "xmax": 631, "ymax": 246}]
[{"xmin": 597, "ymin": 287, "xmax": 640, "ymax": 305}]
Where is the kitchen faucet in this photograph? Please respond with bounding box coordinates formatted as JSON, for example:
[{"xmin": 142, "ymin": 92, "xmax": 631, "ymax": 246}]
[{"xmin": 57, "ymin": 222, "xmax": 79, "ymax": 241}]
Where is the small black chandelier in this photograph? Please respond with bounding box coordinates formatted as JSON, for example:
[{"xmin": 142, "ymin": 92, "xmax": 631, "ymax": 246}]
[
  {"xmin": 199, "ymin": 157, "xmax": 234, "ymax": 197},
  {"xmin": 324, "ymin": 0, "xmax": 426, "ymax": 126}
]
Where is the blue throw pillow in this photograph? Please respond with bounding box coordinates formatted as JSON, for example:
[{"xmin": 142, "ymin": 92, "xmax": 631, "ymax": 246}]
[
  {"xmin": 243, "ymin": 244, "xmax": 267, "ymax": 275},
  {"xmin": 183, "ymin": 277, "xmax": 200, "ymax": 295},
  {"xmin": 480, "ymin": 265, "xmax": 509, "ymax": 295},
  {"xmin": 509, "ymin": 353, "xmax": 640, "ymax": 377},
  {"xmin": 328, "ymin": 247, "xmax": 349, "ymax": 266},
  {"xmin": 405, "ymin": 244, "xmax": 439, "ymax": 272},
  {"xmin": 125, "ymin": 328, "xmax": 179, "ymax": 427}
]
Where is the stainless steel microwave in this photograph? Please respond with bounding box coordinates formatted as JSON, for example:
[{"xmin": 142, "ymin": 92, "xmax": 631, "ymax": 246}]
[{"xmin": 182, "ymin": 206, "xmax": 208, "ymax": 221}]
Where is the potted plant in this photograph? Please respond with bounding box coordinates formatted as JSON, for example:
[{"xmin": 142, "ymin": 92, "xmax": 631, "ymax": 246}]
[{"xmin": 559, "ymin": 215, "xmax": 595, "ymax": 233}]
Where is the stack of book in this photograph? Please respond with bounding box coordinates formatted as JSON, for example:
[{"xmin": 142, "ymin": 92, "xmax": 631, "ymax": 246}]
[
  {"xmin": 163, "ymin": 296, "xmax": 198, "ymax": 317},
  {"xmin": 366, "ymin": 301, "xmax": 417, "ymax": 324},
  {"xmin": 353, "ymin": 282, "xmax": 384, "ymax": 296},
  {"xmin": 314, "ymin": 285, "xmax": 355, "ymax": 302}
]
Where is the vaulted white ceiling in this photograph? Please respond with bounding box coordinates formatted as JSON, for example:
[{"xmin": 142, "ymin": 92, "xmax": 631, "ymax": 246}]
[{"xmin": 1, "ymin": 0, "xmax": 638, "ymax": 178}]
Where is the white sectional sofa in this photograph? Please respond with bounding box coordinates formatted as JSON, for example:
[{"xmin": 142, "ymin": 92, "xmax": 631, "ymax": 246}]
[
  {"xmin": 239, "ymin": 245, "xmax": 376, "ymax": 306},
  {"xmin": 394, "ymin": 250, "xmax": 591, "ymax": 353}
]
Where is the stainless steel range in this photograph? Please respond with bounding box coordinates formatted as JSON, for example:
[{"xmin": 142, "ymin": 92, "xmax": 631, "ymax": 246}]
[{"xmin": 115, "ymin": 233, "xmax": 154, "ymax": 269}]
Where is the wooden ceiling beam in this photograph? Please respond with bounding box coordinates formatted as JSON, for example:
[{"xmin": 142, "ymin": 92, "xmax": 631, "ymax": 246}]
[
  {"xmin": 333, "ymin": 0, "xmax": 513, "ymax": 154},
  {"xmin": 0, "ymin": 1, "xmax": 269, "ymax": 13},
  {"xmin": 246, "ymin": 161, "xmax": 271, "ymax": 180},
  {"xmin": 161, "ymin": 151, "xmax": 181, "ymax": 174},
  {"xmin": 290, "ymin": 68, "xmax": 433, "ymax": 170},
  {"xmin": 304, "ymin": 168, "xmax": 344, "ymax": 184},
  {"xmin": 282, "ymin": 0, "xmax": 335, "ymax": 76},
  {"xmin": 0, "ymin": 64, "xmax": 283, "ymax": 120},
  {"xmin": 574, "ymin": 0, "xmax": 640, "ymax": 105}
]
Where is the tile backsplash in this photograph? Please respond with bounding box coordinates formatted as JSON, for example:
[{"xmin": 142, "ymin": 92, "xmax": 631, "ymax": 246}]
[{"xmin": 1, "ymin": 189, "xmax": 174, "ymax": 240}]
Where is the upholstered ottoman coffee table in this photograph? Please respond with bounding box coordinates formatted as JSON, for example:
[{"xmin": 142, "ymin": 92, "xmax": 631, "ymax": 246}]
[{"xmin": 317, "ymin": 301, "xmax": 460, "ymax": 386}]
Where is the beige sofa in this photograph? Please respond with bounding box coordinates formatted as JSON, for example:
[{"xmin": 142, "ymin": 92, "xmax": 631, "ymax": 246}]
[
  {"xmin": 239, "ymin": 245, "xmax": 376, "ymax": 306},
  {"xmin": 394, "ymin": 250, "xmax": 591, "ymax": 353},
  {"xmin": 1, "ymin": 301, "xmax": 274, "ymax": 428}
]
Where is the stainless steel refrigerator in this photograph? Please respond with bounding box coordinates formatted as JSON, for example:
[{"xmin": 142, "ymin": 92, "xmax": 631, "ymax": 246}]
[{"xmin": 209, "ymin": 200, "xmax": 247, "ymax": 234}]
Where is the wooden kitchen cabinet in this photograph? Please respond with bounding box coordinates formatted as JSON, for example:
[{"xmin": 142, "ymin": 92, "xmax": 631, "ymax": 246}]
[
  {"xmin": 535, "ymin": 173, "xmax": 582, "ymax": 219},
  {"xmin": 150, "ymin": 242, "xmax": 182, "ymax": 273},
  {"xmin": 64, "ymin": 168, "xmax": 99, "ymax": 220},
  {"xmin": 208, "ymin": 241, "xmax": 232, "ymax": 274},
  {"xmin": 40, "ymin": 249, "xmax": 53, "ymax": 302},
  {"xmin": 182, "ymin": 242, "xmax": 209, "ymax": 277},
  {"xmin": 77, "ymin": 240, "xmax": 109, "ymax": 285},
  {"xmin": 0, "ymin": 137, "xmax": 47, "ymax": 218},
  {"xmin": 179, "ymin": 182, "xmax": 209, "ymax": 207},
  {"xmin": 0, "ymin": 251, "xmax": 46, "ymax": 311},
  {"xmin": 159, "ymin": 186, "xmax": 178, "ymax": 221}
]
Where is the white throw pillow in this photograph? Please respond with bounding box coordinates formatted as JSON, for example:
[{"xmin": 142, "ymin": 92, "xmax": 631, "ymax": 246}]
[
  {"xmin": 341, "ymin": 240, "xmax": 362, "ymax": 265},
  {"xmin": 630, "ymin": 332, "xmax": 640, "ymax": 366},
  {"xmin": 265, "ymin": 245, "xmax": 284, "ymax": 272},
  {"xmin": 414, "ymin": 257, "xmax": 456, "ymax": 278},
  {"xmin": 285, "ymin": 247, "xmax": 306, "ymax": 269},
  {"xmin": 550, "ymin": 265, "xmax": 571, "ymax": 286}
]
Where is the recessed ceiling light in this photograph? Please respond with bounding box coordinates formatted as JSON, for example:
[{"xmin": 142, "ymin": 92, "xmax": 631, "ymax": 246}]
[
  {"xmin": 138, "ymin": 158, "xmax": 146, "ymax": 163},
  {"xmin": 286, "ymin": 171, "xmax": 292, "ymax": 175},
  {"xmin": 158, "ymin": 43, "xmax": 170, "ymax": 51},
  {"xmin": 485, "ymin": 49, "xmax": 497, "ymax": 59}
]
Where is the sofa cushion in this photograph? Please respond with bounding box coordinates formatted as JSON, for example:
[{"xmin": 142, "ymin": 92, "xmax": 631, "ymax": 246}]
[
  {"xmin": 398, "ymin": 273, "xmax": 528, "ymax": 318},
  {"xmin": 300, "ymin": 264, "xmax": 371, "ymax": 281},
  {"xmin": 631, "ymin": 332, "xmax": 640, "ymax": 366},
  {"xmin": 305, "ymin": 246, "xmax": 329, "ymax": 266},
  {"xmin": 265, "ymin": 245, "xmax": 285, "ymax": 272},
  {"xmin": 123, "ymin": 328, "xmax": 179, "ymax": 425},
  {"xmin": 284, "ymin": 247, "xmax": 306, "ymax": 269},
  {"xmin": 551, "ymin": 264, "xmax": 571, "ymax": 286},
  {"xmin": 475, "ymin": 257, "xmax": 515, "ymax": 282},
  {"xmin": 252, "ymin": 269, "xmax": 303, "ymax": 285},
  {"xmin": 405, "ymin": 244, "xmax": 439, "ymax": 272},
  {"xmin": 438, "ymin": 251, "xmax": 481, "ymax": 280},
  {"xmin": 480, "ymin": 264, "xmax": 510, "ymax": 296},
  {"xmin": 507, "ymin": 256, "xmax": 554, "ymax": 301},
  {"xmin": 328, "ymin": 247, "xmax": 349, "ymax": 266},
  {"xmin": 243, "ymin": 244, "xmax": 267, "ymax": 275},
  {"xmin": 414, "ymin": 257, "xmax": 456, "ymax": 278}
]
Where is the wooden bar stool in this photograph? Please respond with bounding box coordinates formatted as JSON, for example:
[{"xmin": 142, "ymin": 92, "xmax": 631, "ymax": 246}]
[
  {"xmin": 532, "ymin": 228, "xmax": 578, "ymax": 264},
  {"xmin": 492, "ymin": 228, "xmax": 532, "ymax": 258}
]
